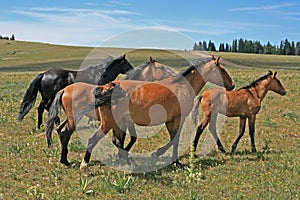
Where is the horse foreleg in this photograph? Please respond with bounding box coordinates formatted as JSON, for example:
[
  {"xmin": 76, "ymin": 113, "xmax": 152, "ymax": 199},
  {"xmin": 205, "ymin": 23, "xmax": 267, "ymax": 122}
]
[
  {"xmin": 208, "ymin": 114, "xmax": 226, "ymax": 153},
  {"xmin": 124, "ymin": 122, "xmax": 137, "ymax": 151},
  {"xmin": 112, "ymin": 125, "xmax": 128, "ymax": 161},
  {"xmin": 231, "ymin": 117, "xmax": 246, "ymax": 153},
  {"xmin": 248, "ymin": 115, "xmax": 257, "ymax": 153},
  {"xmin": 154, "ymin": 118, "xmax": 184, "ymax": 167},
  {"xmin": 37, "ymin": 99, "xmax": 48, "ymax": 129},
  {"xmin": 80, "ymin": 127, "xmax": 106, "ymax": 172}
]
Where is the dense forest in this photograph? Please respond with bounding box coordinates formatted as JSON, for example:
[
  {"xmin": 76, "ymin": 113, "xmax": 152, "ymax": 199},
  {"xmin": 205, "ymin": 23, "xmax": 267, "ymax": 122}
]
[{"xmin": 193, "ymin": 38, "xmax": 300, "ymax": 55}]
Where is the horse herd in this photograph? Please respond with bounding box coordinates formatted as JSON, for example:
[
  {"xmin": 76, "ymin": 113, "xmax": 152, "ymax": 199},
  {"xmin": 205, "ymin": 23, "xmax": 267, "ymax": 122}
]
[{"xmin": 18, "ymin": 54, "xmax": 286, "ymax": 172}]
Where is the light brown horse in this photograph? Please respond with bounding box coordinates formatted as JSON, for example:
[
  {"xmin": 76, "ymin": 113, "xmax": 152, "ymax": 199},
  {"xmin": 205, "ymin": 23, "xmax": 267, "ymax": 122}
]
[
  {"xmin": 77, "ymin": 56, "xmax": 234, "ymax": 172},
  {"xmin": 191, "ymin": 71, "xmax": 286, "ymax": 154},
  {"xmin": 46, "ymin": 57, "xmax": 178, "ymax": 166}
]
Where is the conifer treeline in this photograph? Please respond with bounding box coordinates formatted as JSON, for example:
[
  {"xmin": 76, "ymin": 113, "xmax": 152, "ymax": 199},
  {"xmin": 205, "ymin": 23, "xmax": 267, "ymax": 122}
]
[
  {"xmin": 193, "ymin": 38, "xmax": 300, "ymax": 55},
  {"xmin": 0, "ymin": 34, "xmax": 15, "ymax": 41}
]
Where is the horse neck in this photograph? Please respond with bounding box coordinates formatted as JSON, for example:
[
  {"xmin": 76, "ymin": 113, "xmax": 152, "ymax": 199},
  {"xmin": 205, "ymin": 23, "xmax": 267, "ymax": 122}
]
[
  {"xmin": 141, "ymin": 67, "xmax": 154, "ymax": 81},
  {"xmin": 185, "ymin": 71, "xmax": 206, "ymax": 95},
  {"xmin": 252, "ymin": 78, "xmax": 272, "ymax": 100}
]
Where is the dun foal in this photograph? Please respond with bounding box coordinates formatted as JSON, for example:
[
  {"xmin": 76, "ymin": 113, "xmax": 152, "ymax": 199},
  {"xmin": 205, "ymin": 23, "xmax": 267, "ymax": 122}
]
[{"xmin": 192, "ymin": 71, "xmax": 286, "ymax": 154}]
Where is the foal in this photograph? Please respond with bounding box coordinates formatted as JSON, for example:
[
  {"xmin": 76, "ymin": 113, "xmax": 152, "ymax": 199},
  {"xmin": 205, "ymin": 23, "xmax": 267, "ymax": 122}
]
[{"xmin": 192, "ymin": 71, "xmax": 286, "ymax": 154}]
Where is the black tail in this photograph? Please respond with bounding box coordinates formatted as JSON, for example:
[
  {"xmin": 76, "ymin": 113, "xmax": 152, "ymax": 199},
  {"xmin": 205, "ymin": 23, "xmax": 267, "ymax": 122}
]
[
  {"xmin": 18, "ymin": 73, "xmax": 43, "ymax": 121},
  {"xmin": 191, "ymin": 95, "xmax": 203, "ymax": 127},
  {"xmin": 46, "ymin": 89, "xmax": 64, "ymax": 147}
]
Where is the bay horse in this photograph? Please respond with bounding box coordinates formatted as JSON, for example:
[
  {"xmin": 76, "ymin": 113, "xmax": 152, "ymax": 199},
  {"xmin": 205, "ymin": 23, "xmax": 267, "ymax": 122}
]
[
  {"xmin": 18, "ymin": 55, "xmax": 133, "ymax": 129},
  {"xmin": 76, "ymin": 56, "xmax": 234, "ymax": 172},
  {"xmin": 46, "ymin": 57, "xmax": 178, "ymax": 165},
  {"xmin": 191, "ymin": 71, "xmax": 286, "ymax": 154}
]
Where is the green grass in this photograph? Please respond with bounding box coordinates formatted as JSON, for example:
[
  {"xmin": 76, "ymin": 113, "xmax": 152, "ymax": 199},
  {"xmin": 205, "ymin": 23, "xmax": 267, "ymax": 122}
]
[{"xmin": 0, "ymin": 41, "xmax": 299, "ymax": 199}]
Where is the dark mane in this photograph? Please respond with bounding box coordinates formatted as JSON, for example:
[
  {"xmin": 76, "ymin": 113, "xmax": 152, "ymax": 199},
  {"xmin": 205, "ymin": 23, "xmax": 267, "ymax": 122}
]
[
  {"xmin": 79, "ymin": 55, "xmax": 119, "ymax": 75},
  {"xmin": 157, "ymin": 65, "xmax": 177, "ymax": 76},
  {"xmin": 172, "ymin": 57, "xmax": 212, "ymax": 83},
  {"xmin": 123, "ymin": 61, "xmax": 151, "ymax": 80},
  {"xmin": 240, "ymin": 71, "xmax": 273, "ymax": 90}
]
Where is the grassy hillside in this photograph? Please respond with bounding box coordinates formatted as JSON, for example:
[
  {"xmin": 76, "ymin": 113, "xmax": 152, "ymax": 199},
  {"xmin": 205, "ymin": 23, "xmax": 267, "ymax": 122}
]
[
  {"xmin": 1, "ymin": 40, "xmax": 300, "ymax": 72},
  {"xmin": 0, "ymin": 41, "xmax": 299, "ymax": 199}
]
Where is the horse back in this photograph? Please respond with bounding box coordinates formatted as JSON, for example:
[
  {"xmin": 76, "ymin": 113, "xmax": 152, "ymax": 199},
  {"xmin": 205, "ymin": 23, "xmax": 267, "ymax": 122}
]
[
  {"xmin": 41, "ymin": 68, "xmax": 76, "ymax": 99},
  {"xmin": 225, "ymin": 89, "xmax": 260, "ymax": 117}
]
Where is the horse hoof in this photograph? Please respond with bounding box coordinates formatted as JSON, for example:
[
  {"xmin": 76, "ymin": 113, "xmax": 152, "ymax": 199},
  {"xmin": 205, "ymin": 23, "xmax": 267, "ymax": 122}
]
[
  {"xmin": 150, "ymin": 152, "xmax": 158, "ymax": 159},
  {"xmin": 173, "ymin": 160, "xmax": 183, "ymax": 169},
  {"xmin": 60, "ymin": 160, "xmax": 71, "ymax": 167},
  {"xmin": 219, "ymin": 147, "xmax": 226, "ymax": 154},
  {"xmin": 80, "ymin": 160, "xmax": 89, "ymax": 173}
]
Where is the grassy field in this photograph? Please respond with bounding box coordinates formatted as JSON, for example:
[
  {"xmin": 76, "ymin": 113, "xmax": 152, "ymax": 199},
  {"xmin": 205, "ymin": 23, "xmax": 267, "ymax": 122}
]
[{"xmin": 0, "ymin": 41, "xmax": 299, "ymax": 199}]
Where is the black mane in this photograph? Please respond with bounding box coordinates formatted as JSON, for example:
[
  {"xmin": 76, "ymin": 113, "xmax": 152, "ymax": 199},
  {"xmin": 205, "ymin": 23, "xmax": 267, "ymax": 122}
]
[
  {"xmin": 123, "ymin": 61, "xmax": 151, "ymax": 80},
  {"xmin": 172, "ymin": 57, "xmax": 212, "ymax": 83},
  {"xmin": 240, "ymin": 71, "xmax": 273, "ymax": 90}
]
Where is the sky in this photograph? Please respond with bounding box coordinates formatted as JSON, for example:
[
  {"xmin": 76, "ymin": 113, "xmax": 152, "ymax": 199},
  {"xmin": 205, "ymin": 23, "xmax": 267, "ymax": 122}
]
[{"xmin": 1, "ymin": 0, "xmax": 300, "ymax": 49}]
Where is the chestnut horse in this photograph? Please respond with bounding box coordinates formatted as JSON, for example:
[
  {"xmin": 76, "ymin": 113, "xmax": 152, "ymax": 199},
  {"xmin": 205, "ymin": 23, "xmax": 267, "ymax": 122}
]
[
  {"xmin": 77, "ymin": 56, "xmax": 234, "ymax": 172},
  {"xmin": 46, "ymin": 57, "xmax": 177, "ymax": 165},
  {"xmin": 191, "ymin": 71, "xmax": 286, "ymax": 154}
]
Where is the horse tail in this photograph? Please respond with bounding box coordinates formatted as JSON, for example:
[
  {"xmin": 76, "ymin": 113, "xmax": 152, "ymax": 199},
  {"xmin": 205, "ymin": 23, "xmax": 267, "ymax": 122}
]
[
  {"xmin": 46, "ymin": 89, "xmax": 64, "ymax": 147},
  {"xmin": 18, "ymin": 73, "xmax": 43, "ymax": 121},
  {"xmin": 191, "ymin": 95, "xmax": 203, "ymax": 127}
]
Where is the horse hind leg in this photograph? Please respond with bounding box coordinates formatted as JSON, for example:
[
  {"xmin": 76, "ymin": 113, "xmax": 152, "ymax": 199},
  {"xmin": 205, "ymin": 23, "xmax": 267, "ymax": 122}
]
[
  {"xmin": 45, "ymin": 99, "xmax": 60, "ymax": 126},
  {"xmin": 231, "ymin": 117, "xmax": 246, "ymax": 154},
  {"xmin": 193, "ymin": 114, "xmax": 210, "ymax": 153},
  {"xmin": 58, "ymin": 118, "xmax": 76, "ymax": 167},
  {"xmin": 208, "ymin": 114, "xmax": 226, "ymax": 153},
  {"xmin": 58, "ymin": 125, "xmax": 73, "ymax": 167},
  {"xmin": 57, "ymin": 119, "xmax": 67, "ymax": 133},
  {"xmin": 37, "ymin": 99, "xmax": 48, "ymax": 129}
]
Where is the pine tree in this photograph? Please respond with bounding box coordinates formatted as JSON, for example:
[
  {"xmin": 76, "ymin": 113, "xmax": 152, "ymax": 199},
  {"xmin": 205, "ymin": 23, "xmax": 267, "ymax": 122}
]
[
  {"xmin": 10, "ymin": 34, "xmax": 15, "ymax": 41},
  {"xmin": 231, "ymin": 39, "xmax": 237, "ymax": 52},
  {"xmin": 284, "ymin": 39, "xmax": 293, "ymax": 55},
  {"xmin": 208, "ymin": 40, "xmax": 216, "ymax": 51},
  {"xmin": 295, "ymin": 42, "xmax": 300, "ymax": 56},
  {"xmin": 264, "ymin": 41, "xmax": 273, "ymax": 54},
  {"xmin": 202, "ymin": 41, "xmax": 207, "ymax": 51},
  {"xmin": 193, "ymin": 42, "xmax": 198, "ymax": 50},
  {"xmin": 219, "ymin": 43, "xmax": 225, "ymax": 52},
  {"xmin": 238, "ymin": 38, "xmax": 245, "ymax": 53},
  {"xmin": 225, "ymin": 43, "xmax": 230, "ymax": 52}
]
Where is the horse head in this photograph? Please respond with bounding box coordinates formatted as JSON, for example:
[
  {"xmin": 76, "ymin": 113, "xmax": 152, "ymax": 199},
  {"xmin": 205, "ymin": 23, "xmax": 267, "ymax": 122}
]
[
  {"xmin": 205, "ymin": 56, "xmax": 235, "ymax": 91},
  {"xmin": 269, "ymin": 71, "xmax": 286, "ymax": 96}
]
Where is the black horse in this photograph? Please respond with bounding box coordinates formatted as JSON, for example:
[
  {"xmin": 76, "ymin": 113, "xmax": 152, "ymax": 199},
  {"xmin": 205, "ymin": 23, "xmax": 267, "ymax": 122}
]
[{"xmin": 18, "ymin": 55, "xmax": 133, "ymax": 129}]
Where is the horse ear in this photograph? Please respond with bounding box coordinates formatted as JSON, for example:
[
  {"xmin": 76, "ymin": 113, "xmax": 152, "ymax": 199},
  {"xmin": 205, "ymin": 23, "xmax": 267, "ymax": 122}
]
[
  {"xmin": 149, "ymin": 56, "xmax": 153, "ymax": 63},
  {"xmin": 211, "ymin": 54, "xmax": 215, "ymax": 60},
  {"xmin": 274, "ymin": 71, "xmax": 277, "ymax": 77},
  {"xmin": 215, "ymin": 56, "xmax": 221, "ymax": 65},
  {"xmin": 122, "ymin": 54, "xmax": 126, "ymax": 59}
]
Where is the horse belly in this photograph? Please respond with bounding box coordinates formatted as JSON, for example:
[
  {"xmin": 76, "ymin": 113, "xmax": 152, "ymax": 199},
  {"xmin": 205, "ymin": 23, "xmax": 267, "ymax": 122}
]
[{"xmin": 129, "ymin": 103, "xmax": 174, "ymax": 126}]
